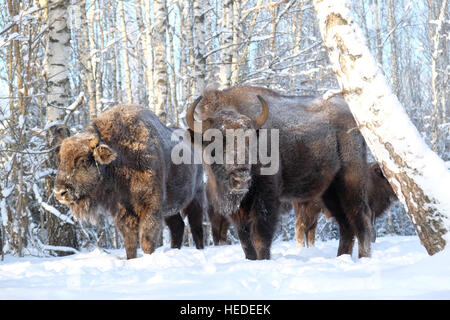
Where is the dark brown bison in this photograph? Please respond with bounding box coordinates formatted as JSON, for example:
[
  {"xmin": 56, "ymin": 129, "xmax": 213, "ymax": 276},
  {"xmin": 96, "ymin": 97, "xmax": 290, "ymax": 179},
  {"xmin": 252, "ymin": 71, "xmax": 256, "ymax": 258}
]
[
  {"xmin": 186, "ymin": 86, "xmax": 372, "ymax": 260},
  {"xmin": 54, "ymin": 105, "xmax": 205, "ymax": 259},
  {"xmin": 294, "ymin": 162, "xmax": 398, "ymax": 248}
]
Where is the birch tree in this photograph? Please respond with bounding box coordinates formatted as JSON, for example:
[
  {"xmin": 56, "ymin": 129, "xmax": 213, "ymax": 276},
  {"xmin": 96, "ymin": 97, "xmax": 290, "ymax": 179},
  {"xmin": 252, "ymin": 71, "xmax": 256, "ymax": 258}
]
[
  {"xmin": 118, "ymin": 0, "xmax": 133, "ymax": 104},
  {"xmin": 428, "ymin": 0, "xmax": 448, "ymax": 155},
  {"xmin": 219, "ymin": 0, "xmax": 233, "ymax": 88},
  {"xmin": 313, "ymin": 0, "xmax": 450, "ymax": 255},
  {"xmin": 78, "ymin": 0, "xmax": 97, "ymax": 120},
  {"xmin": 154, "ymin": 0, "xmax": 168, "ymax": 122},
  {"xmin": 45, "ymin": 0, "xmax": 79, "ymax": 254},
  {"xmin": 193, "ymin": 0, "xmax": 207, "ymax": 97},
  {"xmin": 387, "ymin": 0, "xmax": 399, "ymax": 95},
  {"xmin": 140, "ymin": 0, "xmax": 155, "ymax": 109}
]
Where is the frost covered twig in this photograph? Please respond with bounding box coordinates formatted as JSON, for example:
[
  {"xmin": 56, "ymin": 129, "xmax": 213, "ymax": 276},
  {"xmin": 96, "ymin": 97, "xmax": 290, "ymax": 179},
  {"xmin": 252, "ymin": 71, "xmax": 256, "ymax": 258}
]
[{"xmin": 33, "ymin": 184, "xmax": 75, "ymax": 225}]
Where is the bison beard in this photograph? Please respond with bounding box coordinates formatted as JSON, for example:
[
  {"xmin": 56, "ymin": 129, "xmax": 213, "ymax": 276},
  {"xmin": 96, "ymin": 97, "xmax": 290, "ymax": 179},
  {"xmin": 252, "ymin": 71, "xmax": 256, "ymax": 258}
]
[
  {"xmin": 54, "ymin": 105, "xmax": 205, "ymax": 259},
  {"xmin": 187, "ymin": 86, "xmax": 373, "ymax": 260}
]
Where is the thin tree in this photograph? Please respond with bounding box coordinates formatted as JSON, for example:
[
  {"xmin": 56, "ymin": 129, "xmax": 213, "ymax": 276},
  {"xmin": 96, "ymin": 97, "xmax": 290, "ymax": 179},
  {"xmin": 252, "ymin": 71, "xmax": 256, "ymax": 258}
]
[
  {"xmin": 153, "ymin": 0, "xmax": 169, "ymax": 123},
  {"xmin": 118, "ymin": 0, "xmax": 133, "ymax": 104}
]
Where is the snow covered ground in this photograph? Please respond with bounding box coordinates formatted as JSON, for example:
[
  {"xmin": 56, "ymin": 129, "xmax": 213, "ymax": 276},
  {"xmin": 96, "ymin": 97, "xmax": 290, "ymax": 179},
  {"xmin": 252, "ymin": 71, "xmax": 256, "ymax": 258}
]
[{"xmin": 1, "ymin": 235, "xmax": 450, "ymax": 300}]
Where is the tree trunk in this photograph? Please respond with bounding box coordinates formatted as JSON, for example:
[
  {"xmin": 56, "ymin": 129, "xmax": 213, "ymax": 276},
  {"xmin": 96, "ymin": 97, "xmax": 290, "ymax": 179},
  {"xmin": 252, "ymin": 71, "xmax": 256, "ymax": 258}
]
[
  {"xmin": 193, "ymin": 0, "xmax": 207, "ymax": 97},
  {"xmin": 374, "ymin": 0, "xmax": 382, "ymax": 68},
  {"xmin": 219, "ymin": 0, "xmax": 233, "ymax": 88},
  {"xmin": 230, "ymin": 0, "xmax": 242, "ymax": 85},
  {"xmin": 153, "ymin": 0, "xmax": 168, "ymax": 123},
  {"xmin": 387, "ymin": 0, "xmax": 399, "ymax": 95},
  {"xmin": 87, "ymin": 2, "xmax": 103, "ymax": 112},
  {"xmin": 312, "ymin": 0, "xmax": 450, "ymax": 255},
  {"xmin": 140, "ymin": 0, "xmax": 155, "ymax": 110},
  {"xmin": 118, "ymin": 0, "xmax": 133, "ymax": 104},
  {"xmin": 45, "ymin": 0, "xmax": 79, "ymax": 255},
  {"xmin": 79, "ymin": 0, "xmax": 97, "ymax": 120}
]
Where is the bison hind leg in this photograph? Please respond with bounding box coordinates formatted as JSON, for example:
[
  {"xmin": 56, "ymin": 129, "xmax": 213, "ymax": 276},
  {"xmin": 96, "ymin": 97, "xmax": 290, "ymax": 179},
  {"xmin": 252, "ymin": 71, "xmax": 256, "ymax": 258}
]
[
  {"xmin": 293, "ymin": 202, "xmax": 319, "ymax": 249},
  {"xmin": 306, "ymin": 219, "xmax": 318, "ymax": 248},
  {"xmin": 325, "ymin": 169, "xmax": 372, "ymax": 258},
  {"xmin": 184, "ymin": 196, "xmax": 205, "ymax": 250},
  {"xmin": 322, "ymin": 184, "xmax": 355, "ymax": 257}
]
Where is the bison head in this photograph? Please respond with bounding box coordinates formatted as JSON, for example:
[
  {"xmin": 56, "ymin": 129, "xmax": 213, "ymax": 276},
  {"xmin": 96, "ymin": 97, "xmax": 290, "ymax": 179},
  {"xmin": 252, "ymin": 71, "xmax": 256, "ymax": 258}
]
[
  {"xmin": 185, "ymin": 95, "xmax": 269, "ymax": 215},
  {"xmin": 54, "ymin": 126, "xmax": 117, "ymax": 220}
]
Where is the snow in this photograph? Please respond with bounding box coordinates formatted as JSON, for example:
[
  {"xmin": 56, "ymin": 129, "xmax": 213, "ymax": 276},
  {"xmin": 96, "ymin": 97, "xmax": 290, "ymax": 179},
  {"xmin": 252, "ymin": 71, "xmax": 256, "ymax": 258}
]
[{"xmin": 1, "ymin": 236, "xmax": 450, "ymax": 299}]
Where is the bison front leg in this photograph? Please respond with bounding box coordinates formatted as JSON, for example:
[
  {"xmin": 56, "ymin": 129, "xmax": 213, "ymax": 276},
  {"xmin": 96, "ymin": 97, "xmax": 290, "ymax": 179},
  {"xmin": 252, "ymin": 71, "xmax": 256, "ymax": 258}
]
[
  {"xmin": 208, "ymin": 205, "xmax": 231, "ymax": 246},
  {"xmin": 231, "ymin": 208, "xmax": 257, "ymax": 260},
  {"xmin": 139, "ymin": 212, "xmax": 163, "ymax": 255},
  {"xmin": 252, "ymin": 198, "xmax": 279, "ymax": 260},
  {"xmin": 164, "ymin": 213, "xmax": 185, "ymax": 249},
  {"xmin": 114, "ymin": 212, "xmax": 139, "ymax": 259}
]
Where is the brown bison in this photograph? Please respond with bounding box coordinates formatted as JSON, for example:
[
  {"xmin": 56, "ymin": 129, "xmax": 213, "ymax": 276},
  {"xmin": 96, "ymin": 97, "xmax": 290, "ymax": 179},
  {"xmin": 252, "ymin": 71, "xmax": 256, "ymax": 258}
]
[
  {"xmin": 54, "ymin": 105, "xmax": 205, "ymax": 259},
  {"xmin": 294, "ymin": 162, "xmax": 398, "ymax": 248},
  {"xmin": 186, "ymin": 86, "xmax": 373, "ymax": 260}
]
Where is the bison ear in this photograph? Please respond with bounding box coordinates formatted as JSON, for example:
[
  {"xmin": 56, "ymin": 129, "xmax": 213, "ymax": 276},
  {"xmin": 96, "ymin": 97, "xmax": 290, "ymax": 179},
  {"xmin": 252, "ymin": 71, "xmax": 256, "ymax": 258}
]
[
  {"xmin": 55, "ymin": 126, "xmax": 71, "ymax": 143},
  {"xmin": 93, "ymin": 144, "xmax": 117, "ymax": 165}
]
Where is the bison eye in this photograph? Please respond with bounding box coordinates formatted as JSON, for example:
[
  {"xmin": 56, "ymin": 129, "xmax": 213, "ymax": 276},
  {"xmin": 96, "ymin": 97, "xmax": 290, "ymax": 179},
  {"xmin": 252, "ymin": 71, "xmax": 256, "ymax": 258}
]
[
  {"xmin": 82, "ymin": 159, "xmax": 92, "ymax": 168},
  {"xmin": 76, "ymin": 157, "xmax": 91, "ymax": 168}
]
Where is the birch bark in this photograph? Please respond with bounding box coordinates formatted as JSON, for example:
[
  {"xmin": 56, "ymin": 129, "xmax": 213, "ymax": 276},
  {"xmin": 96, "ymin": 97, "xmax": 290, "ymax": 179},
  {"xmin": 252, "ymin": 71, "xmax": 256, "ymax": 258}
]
[
  {"xmin": 154, "ymin": 0, "xmax": 168, "ymax": 122},
  {"xmin": 219, "ymin": 0, "xmax": 233, "ymax": 88},
  {"xmin": 193, "ymin": 0, "xmax": 206, "ymax": 97},
  {"xmin": 45, "ymin": 0, "xmax": 79, "ymax": 254},
  {"xmin": 118, "ymin": 0, "xmax": 133, "ymax": 104}
]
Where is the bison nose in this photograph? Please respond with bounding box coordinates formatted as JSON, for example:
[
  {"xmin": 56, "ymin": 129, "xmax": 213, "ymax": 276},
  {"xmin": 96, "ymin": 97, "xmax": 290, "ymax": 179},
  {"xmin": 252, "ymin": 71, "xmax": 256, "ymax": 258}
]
[
  {"xmin": 54, "ymin": 188, "xmax": 68, "ymax": 201},
  {"xmin": 229, "ymin": 173, "xmax": 251, "ymax": 193}
]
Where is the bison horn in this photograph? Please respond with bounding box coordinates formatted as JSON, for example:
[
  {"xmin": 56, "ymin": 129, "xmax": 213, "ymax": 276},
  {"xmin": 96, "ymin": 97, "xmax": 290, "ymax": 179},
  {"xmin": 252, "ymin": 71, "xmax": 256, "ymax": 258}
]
[
  {"xmin": 255, "ymin": 95, "xmax": 269, "ymax": 129},
  {"xmin": 186, "ymin": 96, "xmax": 211, "ymax": 134}
]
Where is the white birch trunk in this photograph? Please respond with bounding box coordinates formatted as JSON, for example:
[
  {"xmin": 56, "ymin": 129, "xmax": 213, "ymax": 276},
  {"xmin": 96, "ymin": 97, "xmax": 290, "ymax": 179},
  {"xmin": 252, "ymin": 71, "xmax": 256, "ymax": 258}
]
[
  {"xmin": 79, "ymin": 0, "xmax": 96, "ymax": 120},
  {"xmin": 185, "ymin": 0, "xmax": 195, "ymax": 100},
  {"xmin": 118, "ymin": 0, "xmax": 133, "ymax": 104},
  {"xmin": 45, "ymin": 0, "xmax": 79, "ymax": 252},
  {"xmin": 87, "ymin": 3, "xmax": 102, "ymax": 112},
  {"xmin": 230, "ymin": 0, "xmax": 241, "ymax": 85},
  {"xmin": 140, "ymin": 0, "xmax": 155, "ymax": 110},
  {"xmin": 430, "ymin": 0, "xmax": 447, "ymax": 153},
  {"xmin": 193, "ymin": 0, "xmax": 206, "ymax": 97},
  {"xmin": 219, "ymin": 0, "xmax": 233, "ymax": 88},
  {"xmin": 313, "ymin": 0, "xmax": 450, "ymax": 255},
  {"xmin": 387, "ymin": 0, "xmax": 398, "ymax": 94},
  {"xmin": 154, "ymin": 0, "xmax": 168, "ymax": 122},
  {"xmin": 46, "ymin": 0, "xmax": 71, "ymax": 122}
]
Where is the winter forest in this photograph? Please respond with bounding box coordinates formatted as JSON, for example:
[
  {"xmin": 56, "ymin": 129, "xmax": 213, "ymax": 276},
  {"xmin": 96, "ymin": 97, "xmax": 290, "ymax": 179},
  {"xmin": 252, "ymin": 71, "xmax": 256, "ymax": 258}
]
[{"xmin": 0, "ymin": 0, "xmax": 448, "ymax": 267}]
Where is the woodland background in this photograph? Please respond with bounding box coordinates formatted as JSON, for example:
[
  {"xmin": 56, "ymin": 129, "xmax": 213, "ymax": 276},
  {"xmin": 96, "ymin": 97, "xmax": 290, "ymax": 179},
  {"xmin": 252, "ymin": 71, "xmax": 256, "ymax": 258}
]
[{"xmin": 0, "ymin": 0, "xmax": 448, "ymax": 258}]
